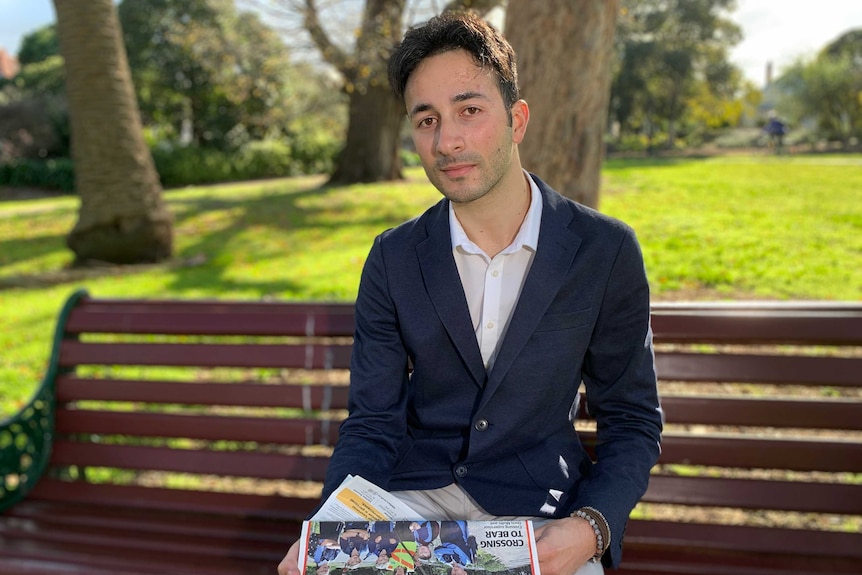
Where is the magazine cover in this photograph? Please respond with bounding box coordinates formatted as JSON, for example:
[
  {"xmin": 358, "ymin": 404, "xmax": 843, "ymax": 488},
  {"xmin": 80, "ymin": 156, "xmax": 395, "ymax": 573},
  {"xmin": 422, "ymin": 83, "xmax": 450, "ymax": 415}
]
[
  {"xmin": 298, "ymin": 519, "xmax": 540, "ymax": 575},
  {"xmin": 297, "ymin": 476, "xmax": 541, "ymax": 575}
]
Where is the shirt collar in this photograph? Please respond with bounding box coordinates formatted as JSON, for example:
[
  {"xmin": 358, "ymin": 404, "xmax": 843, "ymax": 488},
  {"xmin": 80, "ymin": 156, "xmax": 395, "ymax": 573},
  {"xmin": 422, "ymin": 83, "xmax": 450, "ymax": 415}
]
[{"xmin": 449, "ymin": 170, "xmax": 543, "ymax": 255}]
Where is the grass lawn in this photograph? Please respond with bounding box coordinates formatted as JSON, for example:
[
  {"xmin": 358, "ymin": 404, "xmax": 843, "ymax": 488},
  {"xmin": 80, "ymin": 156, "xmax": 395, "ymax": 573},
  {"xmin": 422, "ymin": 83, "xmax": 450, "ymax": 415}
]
[{"xmin": 1, "ymin": 154, "xmax": 860, "ymax": 416}]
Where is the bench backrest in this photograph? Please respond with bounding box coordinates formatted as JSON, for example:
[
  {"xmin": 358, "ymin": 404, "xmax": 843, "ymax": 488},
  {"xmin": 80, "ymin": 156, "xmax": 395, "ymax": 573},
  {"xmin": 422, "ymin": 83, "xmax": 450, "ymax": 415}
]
[
  {"xmin": 3, "ymin": 292, "xmax": 861, "ymax": 557},
  {"xmin": 633, "ymin": 301, "xmax": 862, "ymax": 562}
]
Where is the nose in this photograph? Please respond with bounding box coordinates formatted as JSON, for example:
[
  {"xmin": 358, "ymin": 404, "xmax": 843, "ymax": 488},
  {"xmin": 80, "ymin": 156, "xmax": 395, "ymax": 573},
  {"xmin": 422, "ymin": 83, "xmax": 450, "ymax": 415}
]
[{"xmin": 434, "ymin": 120, "xmax": 464, "ymax": 156}]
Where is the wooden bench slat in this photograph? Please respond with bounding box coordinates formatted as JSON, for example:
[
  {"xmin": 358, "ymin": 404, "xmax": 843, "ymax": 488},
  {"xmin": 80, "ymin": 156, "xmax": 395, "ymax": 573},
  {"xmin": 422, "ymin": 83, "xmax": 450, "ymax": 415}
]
[
  {"xmin": 659, "ymin": 395, "xmax": 862, "ymax": 430},
  {"xmin": 580, "ymin": 432, "xmax": 862, "ymax": 473},
  {"xmin": 66, "ymin": 299, "xmax": 355, "ymax": 337},
  {"xmin": 56, "ymin": 377, "xmax": 351, "ymax": 409},
  {"xmin": 27, "ymin": 479, "xmax": 316, "ymax": 520},
  {"xmin": 656, "ymin": 352, "xmax": 860, "ymax": 387},
  {"xmin": 625, "ymin": 518, "xmax": 862, "ymax": 558},
  {"xmin": 50, "ymin": 441, "xmax": 331, "ymax": 481},
  {"xmin": 619, "ymin": 545, "xmax": 861, "ymax": 575},
  {"xmin": 657, "ymin": 434, "xmax": 862, "ymax": 472},
  {"xmin": 0, "ymin": 514, "xmax": 284, "ymax": 559},
  {"xmin": 643, "ymin": 474, "xmax": 862, "ymax": 515},
  {"xmin": 651, "ymin": 307, "xmax": 862, "ymax": 346},
  {"xmin": 59, "ymin": 341, "xmax": 353, "ymax": 369},
  {"xmin": 56, "ymin": 409, "xmax": 341, "ymax": 446},
  {"xmin": 5, "ymin": 499, "xmax": 291, "ymax": 542},
  {"xmin": 0, "ymin": 536, "xmax": 278, "ymax": 575}
]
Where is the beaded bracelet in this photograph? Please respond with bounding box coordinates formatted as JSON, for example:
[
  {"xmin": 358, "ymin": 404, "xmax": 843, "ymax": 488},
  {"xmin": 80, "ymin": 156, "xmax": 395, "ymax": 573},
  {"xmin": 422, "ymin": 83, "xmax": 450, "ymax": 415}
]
[{"xmin": 572, "ymin": 507, "xmax": 610, "ymax": 563}]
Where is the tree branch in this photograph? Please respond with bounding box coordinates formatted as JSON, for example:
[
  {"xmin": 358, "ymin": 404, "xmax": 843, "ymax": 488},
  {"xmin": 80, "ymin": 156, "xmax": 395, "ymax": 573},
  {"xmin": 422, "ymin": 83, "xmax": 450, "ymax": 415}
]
[{"xmin": 302, "ymin": 0, "xmax": 351, "ymax": 74}]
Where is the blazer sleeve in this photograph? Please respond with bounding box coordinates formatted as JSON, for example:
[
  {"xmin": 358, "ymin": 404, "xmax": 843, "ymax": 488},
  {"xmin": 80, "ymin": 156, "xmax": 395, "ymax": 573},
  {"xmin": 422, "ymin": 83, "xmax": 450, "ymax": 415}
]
[
  {"xmin": 318, "ymin": 233, "xmax": 410, "ymax": 503},
  {"xmin": 572, "ymin": 227, "xmax": 664, "ymax": 568}
]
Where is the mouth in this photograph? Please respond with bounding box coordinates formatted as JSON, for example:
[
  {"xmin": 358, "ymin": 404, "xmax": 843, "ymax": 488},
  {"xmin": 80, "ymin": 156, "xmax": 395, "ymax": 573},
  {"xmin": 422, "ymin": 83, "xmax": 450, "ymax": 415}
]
[{"xmin": 440, "ymin": 163, "xmax": 475, "ymax": 178}]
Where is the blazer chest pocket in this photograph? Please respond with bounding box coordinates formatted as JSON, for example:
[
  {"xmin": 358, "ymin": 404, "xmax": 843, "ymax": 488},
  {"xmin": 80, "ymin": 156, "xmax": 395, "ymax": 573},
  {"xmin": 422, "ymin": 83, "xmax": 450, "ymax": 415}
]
[{"xmin": 533, "ymin": 308, "xmax": 593, "ymax": 333}]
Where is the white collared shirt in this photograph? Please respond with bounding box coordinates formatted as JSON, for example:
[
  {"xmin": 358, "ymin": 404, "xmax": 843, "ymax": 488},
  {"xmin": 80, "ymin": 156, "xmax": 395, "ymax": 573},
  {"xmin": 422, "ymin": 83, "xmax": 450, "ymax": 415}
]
[{"xmin": 449, "ymin": 171, "xmax": 542, "ymax": 370}]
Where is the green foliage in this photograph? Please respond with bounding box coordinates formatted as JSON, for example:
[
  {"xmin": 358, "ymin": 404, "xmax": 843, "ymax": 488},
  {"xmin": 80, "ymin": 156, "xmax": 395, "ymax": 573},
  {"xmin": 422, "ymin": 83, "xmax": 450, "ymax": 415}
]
[
  {"xmin": 776, "ymin": 50, "xmax": 862, "ymax": 143},
  {"xmin": 400, "ymin": 149, "xmax": 422, "ymax": 167},
  {"xmin": 17, "ymin": 25, "xmax": 60, "ymax": 66},
  {"xmin": 150, "ymin": 137, "xmax": 339, "ymax": 187},
  {"xmin": 118, "ymin": 0, "xmax": 298, "ymax": 148},
  {"xmin": 612, "ymin": 0, "xmax": 744, "ymax": 147},
  {"xmin": 12, "ymin": 56, "xmax": 66, "ymax": 97},
  {"xmin": 0, "ymin": 158, "xmax": 74, "ymax": 192},
  {"xmin": 0, "ymin": 132, "xmax": 339, "ymax": 192}
]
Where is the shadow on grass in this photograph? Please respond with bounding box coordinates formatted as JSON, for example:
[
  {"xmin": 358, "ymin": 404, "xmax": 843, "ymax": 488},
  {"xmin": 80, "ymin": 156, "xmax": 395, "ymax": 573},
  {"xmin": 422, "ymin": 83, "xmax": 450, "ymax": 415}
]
[{"xmin": 0, "ymin": 178, "xmax": 413, "ymax": 296}]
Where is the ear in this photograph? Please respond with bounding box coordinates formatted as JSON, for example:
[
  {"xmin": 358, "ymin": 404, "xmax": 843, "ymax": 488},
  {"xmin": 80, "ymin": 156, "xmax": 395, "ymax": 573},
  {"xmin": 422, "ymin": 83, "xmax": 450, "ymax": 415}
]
[{"xmin": 511, "ymin": 99, "xmax": 529, "ymax": 144}]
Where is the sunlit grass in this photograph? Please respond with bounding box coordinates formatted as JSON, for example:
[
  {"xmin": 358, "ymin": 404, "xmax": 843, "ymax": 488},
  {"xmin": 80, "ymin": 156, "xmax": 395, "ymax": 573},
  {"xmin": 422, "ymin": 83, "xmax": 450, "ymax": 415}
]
[
  {"xmin": 1, "ymin": 155, "xmax": 860, "ymax": 415},
  {"xmin": 601, "ymin": 155, "xmax": 862, "ymax": 299}
]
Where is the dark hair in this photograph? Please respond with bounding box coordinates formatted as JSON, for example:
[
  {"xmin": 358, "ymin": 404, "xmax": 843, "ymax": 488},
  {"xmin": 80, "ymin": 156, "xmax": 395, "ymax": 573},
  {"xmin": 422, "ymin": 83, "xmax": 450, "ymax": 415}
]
[{"xmin": 388, "ymin": 12, "xmax": 519, "ymax": 112}]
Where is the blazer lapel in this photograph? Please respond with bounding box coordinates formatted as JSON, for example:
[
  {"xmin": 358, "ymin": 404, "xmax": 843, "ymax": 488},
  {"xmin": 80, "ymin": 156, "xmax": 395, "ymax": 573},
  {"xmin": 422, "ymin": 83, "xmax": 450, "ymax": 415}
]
[
  {"xmin": 416, "ymin": 202, "xmax": 487, "ymax": 388},
  {"xmin": 480, "ymin": 186, "xmax": 582, "ymax": 406}
]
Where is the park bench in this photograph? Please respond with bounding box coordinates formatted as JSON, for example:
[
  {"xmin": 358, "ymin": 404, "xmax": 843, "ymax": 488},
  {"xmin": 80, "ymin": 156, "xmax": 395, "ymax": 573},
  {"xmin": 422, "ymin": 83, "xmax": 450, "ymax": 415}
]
[{"xmin": 0, "ymin": 289, "xmax": 860, "ymax": 575}]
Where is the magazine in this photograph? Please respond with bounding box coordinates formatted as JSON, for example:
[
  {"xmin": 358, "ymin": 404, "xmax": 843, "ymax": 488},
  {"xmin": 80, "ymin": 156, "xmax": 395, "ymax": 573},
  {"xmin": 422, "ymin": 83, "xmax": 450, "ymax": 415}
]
[{"xmin": 297, "ymin": 476, "xmax": 541, "ymax": 575}]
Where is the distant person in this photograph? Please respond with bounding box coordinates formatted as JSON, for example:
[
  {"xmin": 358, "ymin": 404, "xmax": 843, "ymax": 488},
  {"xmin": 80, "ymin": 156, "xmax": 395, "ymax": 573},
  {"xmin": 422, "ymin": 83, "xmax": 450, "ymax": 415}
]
[{"xmin": 764, "ymin": 111, "xmax": 788, "ymax": 154}]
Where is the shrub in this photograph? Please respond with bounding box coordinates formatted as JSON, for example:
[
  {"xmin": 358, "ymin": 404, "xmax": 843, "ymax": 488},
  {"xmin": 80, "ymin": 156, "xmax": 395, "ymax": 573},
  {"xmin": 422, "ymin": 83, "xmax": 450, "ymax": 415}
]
[
  {"xmin": 0, "ymin": 133, "xmax": 341, "ymax": 192},
  {"xmin": 236, "ymin": 140, "xmax": 298, "ymax": 179},
  {"xmin": 400, "ymin": 149, "xmax": 421, "ymax": 167},
  {"xmin": 151, "ymin": 145, "xmax": 235, "ymax": 188},
  {"xmin": 0, "ymin": 157, "xmax": 75, "ymax": 192},
  {"xmin": 151, "ymin": 136, "xmax": 340, "ymax": 188}
]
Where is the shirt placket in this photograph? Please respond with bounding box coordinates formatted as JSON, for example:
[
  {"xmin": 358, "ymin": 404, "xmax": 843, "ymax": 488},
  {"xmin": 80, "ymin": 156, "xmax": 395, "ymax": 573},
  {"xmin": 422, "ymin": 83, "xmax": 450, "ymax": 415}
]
[{"xmin": 480, "ymin": 256, "xmax": 504, "ymax": 368}]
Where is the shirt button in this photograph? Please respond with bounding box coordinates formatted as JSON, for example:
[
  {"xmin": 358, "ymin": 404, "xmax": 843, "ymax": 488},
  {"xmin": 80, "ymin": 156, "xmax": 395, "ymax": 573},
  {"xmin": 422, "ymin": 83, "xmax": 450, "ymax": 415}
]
[
  {"xmin": 492, "ymin": 270, "xmax": 500, "ymax": 277},
  {"xmin": 486, "ymin": 321, "xmax": 494, "ymax": 330},
  {"xmin": 474, "ymin": 419, "xmax": 489, "ymax": 431},
  {"xmin": 455, "ymin": 465, "xmax": 468, "ymax": 478}
]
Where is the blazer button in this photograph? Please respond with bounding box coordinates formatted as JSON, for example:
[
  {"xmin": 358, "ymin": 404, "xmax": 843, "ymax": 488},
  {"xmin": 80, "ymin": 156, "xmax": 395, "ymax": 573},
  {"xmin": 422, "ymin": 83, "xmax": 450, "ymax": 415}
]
[
  {"xmin": 455, "ymin": 465, "xmax": 468, "ymax": 478},
  {"xmin": 474, "ymin": 419, "xmax": 489, "ymax": 431}
]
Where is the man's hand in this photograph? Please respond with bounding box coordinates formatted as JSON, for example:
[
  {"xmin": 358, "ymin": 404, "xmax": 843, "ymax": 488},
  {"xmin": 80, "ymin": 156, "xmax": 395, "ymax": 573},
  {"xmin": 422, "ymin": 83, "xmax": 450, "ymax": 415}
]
[
  {"xmin": 534, "ymin": 516, "xmax": 597, "ymax": 575},
  {"xmin": 277, "ymin": 539, "xmax": 302, "ymax": 575}
]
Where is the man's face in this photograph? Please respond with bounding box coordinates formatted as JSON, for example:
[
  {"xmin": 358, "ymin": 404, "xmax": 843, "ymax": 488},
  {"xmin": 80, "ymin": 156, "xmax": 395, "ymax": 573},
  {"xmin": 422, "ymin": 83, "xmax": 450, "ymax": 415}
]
[{"xmin": 404, "ymin": 49, "xmax": 527, "ymax": 206}]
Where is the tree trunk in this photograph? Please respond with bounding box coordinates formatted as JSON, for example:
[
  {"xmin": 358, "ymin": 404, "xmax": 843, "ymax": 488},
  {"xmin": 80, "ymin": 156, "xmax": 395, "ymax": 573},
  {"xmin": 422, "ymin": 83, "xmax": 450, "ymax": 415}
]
[
  {"xmin": 53, "ymin": 0, "xmax": 173, "ymax": 265},
  {"xmin": 505, "ymin": 0, "xmax": 619, "ymax": 209},
  {"xmin": 304, "ymin": 0, "xmax": 407, "ymax": 184},
  {"xmin": 330, "ymin": 81, "xmax": 404, "ymax": 183}
]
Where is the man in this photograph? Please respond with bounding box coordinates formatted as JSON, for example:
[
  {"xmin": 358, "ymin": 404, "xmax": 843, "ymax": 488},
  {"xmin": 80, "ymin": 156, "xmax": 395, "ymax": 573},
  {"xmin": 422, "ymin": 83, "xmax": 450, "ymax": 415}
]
[{"xmin": 279, "ymin": 12, "xmax": 662, "ymax": 575}]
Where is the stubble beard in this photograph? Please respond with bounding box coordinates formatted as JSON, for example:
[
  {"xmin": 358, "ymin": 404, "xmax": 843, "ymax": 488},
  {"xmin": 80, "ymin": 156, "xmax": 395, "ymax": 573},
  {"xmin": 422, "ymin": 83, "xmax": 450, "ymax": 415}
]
[{"xmin": 428, "ymin": 145, "xmax": 513, "ymax": 206}]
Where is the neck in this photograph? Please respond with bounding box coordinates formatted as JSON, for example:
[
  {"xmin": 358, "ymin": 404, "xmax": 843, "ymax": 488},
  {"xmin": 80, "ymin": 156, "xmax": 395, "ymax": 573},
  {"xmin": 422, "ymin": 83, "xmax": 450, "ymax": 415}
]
[{"xmin": 453, "ymin": 165, "xmax": 530, "ymax": 258}]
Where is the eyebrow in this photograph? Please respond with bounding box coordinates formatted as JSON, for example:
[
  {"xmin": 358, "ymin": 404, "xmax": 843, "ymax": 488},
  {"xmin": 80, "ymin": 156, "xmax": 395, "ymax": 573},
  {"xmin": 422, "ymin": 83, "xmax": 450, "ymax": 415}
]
[{"xmin": 408, "ymin": 91, "xmax": 489, "ymax": 119}]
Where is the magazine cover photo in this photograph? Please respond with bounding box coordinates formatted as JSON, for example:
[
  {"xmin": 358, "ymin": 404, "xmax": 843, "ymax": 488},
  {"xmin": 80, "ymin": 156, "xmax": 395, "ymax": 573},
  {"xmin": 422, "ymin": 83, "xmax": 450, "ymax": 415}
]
[{"xmin": 300, "ymin": 520, "xmax": 540, "ymax": 575}]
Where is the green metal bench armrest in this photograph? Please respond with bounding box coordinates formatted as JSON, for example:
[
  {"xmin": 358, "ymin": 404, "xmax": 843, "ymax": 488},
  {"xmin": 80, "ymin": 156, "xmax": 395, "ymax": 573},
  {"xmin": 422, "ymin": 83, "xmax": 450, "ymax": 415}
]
[{"xmin": 0, "ymin": 289, "xmax": 88, "ymax": 513}]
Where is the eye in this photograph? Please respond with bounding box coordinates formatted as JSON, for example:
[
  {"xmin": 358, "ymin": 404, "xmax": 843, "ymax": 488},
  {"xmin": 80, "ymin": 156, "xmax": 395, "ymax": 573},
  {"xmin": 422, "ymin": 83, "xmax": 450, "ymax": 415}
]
[
  {"xmin": 463, "ymin": 106, "xmax": 481, "ymax": 116},
  {"xmin": 417, "ymin": 116, "xmax": 436, "ymax": 128}
]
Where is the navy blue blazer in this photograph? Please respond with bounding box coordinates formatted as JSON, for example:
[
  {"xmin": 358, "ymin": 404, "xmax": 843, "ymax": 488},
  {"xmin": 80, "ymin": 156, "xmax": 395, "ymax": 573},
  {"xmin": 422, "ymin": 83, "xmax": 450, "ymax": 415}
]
[{"xmin": 322, "ymin": 175, "xmax": 663, "ymax": 567}]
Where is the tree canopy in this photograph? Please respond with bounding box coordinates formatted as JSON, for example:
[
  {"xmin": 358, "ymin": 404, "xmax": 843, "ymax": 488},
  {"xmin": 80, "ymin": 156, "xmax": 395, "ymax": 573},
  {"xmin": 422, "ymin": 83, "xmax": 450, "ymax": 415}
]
[
  {"xmin": 776, "ymin": 28, "xmax": 862, "ymax": 143},
  {"xmin": 611, "ymin": 0, "xmax": 743, "ymax": 148},
  {"xmin": 118, "ymin": 0, "xmax": 296, "ymax": 148}
]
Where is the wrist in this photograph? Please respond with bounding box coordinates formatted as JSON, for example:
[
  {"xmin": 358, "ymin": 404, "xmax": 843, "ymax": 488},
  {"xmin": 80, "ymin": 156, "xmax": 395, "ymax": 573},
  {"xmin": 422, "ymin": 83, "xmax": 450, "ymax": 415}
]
[{"xmin": 571, "ymin": 507, "xmax": 610, "ymax": 563}]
